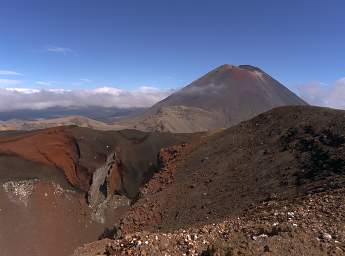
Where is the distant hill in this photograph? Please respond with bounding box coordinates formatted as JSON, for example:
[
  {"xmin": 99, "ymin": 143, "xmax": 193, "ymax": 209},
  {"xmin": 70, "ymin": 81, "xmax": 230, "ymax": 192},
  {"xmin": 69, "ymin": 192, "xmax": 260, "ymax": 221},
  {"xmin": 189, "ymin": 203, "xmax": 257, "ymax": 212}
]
[{"xmin": 0, "ymin": 115, "xmax": 122, "ymax": 131}]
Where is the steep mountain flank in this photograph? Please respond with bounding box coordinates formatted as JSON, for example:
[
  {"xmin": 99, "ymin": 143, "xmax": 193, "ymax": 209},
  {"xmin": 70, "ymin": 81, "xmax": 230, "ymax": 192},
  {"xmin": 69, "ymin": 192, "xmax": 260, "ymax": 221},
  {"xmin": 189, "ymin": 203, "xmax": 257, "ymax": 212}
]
[{"xmin": 0, "ymin": 127, "xmax": 82, "ymax": 188}]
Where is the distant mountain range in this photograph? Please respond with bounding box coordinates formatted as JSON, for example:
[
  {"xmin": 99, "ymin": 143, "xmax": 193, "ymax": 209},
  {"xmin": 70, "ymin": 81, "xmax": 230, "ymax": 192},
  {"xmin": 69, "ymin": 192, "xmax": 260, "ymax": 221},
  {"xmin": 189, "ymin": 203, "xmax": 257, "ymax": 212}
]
[
  {"xmin": 0, "ymin": 64, "xmax": 307, "ymax": 132},
  {"xmin": 0, "ymin": 106, "xmax": 145, "ymax": 123}
]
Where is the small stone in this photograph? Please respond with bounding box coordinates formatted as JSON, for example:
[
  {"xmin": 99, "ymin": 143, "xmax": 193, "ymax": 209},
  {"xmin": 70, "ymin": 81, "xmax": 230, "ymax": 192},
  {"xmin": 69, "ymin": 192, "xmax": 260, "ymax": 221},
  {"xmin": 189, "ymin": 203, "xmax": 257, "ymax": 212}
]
[
  {"xmin": 322, "ymin": 233, "xmax": 332, "ymax": 240},
  {"xmin": 287, "ymin": 212, "xmax": 295, "ymax": 218},
  {"xmin": 258, "ymin": 234, "xmax": 268, "ymax": 239},
  {"xmin": 335, "ymin": 247, "xmax": 343, "ymax": 252}
]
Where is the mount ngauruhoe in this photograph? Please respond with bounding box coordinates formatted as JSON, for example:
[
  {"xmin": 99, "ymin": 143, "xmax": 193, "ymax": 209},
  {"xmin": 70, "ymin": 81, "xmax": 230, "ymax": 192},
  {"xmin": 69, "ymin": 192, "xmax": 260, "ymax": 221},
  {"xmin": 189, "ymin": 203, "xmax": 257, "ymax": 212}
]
[{"xmin": 119, "ymin": 64, "xmax": 307, "ymax": 132}]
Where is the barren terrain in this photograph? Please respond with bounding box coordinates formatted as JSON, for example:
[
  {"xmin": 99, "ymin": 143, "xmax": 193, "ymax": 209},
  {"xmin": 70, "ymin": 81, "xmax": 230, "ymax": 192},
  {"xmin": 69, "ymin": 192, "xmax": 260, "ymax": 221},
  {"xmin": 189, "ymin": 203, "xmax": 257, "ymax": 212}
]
[
  {"xmin": 0, "ymin": 126, "xmax": 195, "ymax": 256},
  {"xmin": 74, "ymin": 106, "xmax": 345, "ymax": 255}
]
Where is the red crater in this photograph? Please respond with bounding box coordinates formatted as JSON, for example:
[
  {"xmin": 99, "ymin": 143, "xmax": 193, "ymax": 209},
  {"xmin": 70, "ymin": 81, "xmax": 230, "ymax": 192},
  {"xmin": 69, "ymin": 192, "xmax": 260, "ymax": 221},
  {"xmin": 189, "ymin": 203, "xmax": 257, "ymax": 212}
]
[{"xmin": 0, "ymin": 127, "xmax": 82, "ymax": 188}]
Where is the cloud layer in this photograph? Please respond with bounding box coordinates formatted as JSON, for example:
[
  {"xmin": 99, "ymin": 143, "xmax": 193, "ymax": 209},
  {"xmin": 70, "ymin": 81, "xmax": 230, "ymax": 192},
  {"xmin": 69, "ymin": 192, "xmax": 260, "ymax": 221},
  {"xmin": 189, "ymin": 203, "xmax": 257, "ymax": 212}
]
[
  {"xmin": 298, "ymin": 77, "xmax": 345, "ymax": 109},
  {"xmin": 1, "ymin": 75, "xmax": 344, "ymax": 112},
  {"xmin": 0, "ymin": 70, "xmax": 23, "ymax": 76},
  {"xmin": 0, "ymin": 86, "xmax": 173, "ymax": 111},
  {"xmin": 45, "ymin": 46, "xmax": 75, "ymax": 55},
  {"xmin": 0, "ymin": 79, "xmax": 23, "ymax": 86}
]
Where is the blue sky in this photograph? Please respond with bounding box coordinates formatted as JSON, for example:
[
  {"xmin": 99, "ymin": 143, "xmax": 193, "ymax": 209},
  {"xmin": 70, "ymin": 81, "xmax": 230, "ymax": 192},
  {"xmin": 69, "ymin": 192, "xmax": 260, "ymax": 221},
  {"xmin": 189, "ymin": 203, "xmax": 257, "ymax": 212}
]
[{"xmin": 0, "ymin": 0, "xmax": 344, "ymax": 110}]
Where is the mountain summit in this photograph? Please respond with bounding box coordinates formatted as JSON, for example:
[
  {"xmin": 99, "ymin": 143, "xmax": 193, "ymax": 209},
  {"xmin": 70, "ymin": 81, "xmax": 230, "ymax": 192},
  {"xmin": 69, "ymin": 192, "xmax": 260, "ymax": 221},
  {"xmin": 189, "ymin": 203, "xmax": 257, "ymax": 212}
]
[{"xmin": 122, "ymin": 64, "xmax": 307, "ymax": 132}]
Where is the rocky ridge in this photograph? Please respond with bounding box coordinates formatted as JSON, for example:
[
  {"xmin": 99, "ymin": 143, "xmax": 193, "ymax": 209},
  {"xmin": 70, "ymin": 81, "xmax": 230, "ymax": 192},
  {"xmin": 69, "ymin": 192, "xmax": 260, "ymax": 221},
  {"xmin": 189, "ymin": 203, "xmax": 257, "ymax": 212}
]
[{"xmin": 74, "ymin": 188, "xmax": 345, "ymax": 256}]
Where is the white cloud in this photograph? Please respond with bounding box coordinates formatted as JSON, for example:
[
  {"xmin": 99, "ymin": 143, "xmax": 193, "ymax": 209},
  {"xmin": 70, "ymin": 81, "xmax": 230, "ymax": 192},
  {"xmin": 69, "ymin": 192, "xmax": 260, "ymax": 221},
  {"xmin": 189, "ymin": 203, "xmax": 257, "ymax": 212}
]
[
  {"xmin": 5, "ymin": 88, "xmax": 40, "ymax": 94},
  {"xmin": 298, "ymin": 77, "xmax": 345, "ymax": 109},
  {"xmin": 0, "ymin": 70, "xmax": 23, "ymax": 76},
  {"xmin": 0, "ymin": 86, "xmax": 174, "ymax": 111},
  {"xmin": 0, "ymin": 79, "xmax": 23, "ymax": 86},
  {"xmin": 45, "ymin": 46, "xmax": 75, "ymax": 55},
  {"xmin": 80, "ymin": 78, "xmax": 91, "ymax": 83},
  {"xmin": 92, "ymin": 87, "xmax": 123, "ymax": 95},
  {"xmin": 36, "ymin": 81, "xmax": 54, "ymax": 86}
]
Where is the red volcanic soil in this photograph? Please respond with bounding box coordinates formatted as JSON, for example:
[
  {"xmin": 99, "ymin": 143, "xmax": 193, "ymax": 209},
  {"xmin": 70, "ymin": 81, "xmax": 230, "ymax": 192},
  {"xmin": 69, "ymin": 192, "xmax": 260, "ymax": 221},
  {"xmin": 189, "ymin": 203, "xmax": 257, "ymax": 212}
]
[
  {"xmin": 0, "ymin": 127, "xmax": 81, "ymax": 188},
  {"xmin": 0, "ymin": 180, "xmax": 126, "ymax": 256},
  {"xmin": 0, "ymin": 126, "xmax": 196, "ymax": 256},
  {"xmin": 221, "ymin": 65, "xmax": 254, "ymax": 81}
]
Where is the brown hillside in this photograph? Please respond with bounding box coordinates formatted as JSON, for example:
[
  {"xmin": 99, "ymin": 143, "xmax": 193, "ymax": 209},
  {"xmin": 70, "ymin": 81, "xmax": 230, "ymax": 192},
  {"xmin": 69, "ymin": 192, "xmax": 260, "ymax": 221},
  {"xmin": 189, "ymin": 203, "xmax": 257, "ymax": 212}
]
[
  {"xmin": 121, "ymin": 106, "xmax": 345, "ymax": 233},
  {"xmin": 74, "ymin": 106, "xmax": 345, "ymax": 256}
]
